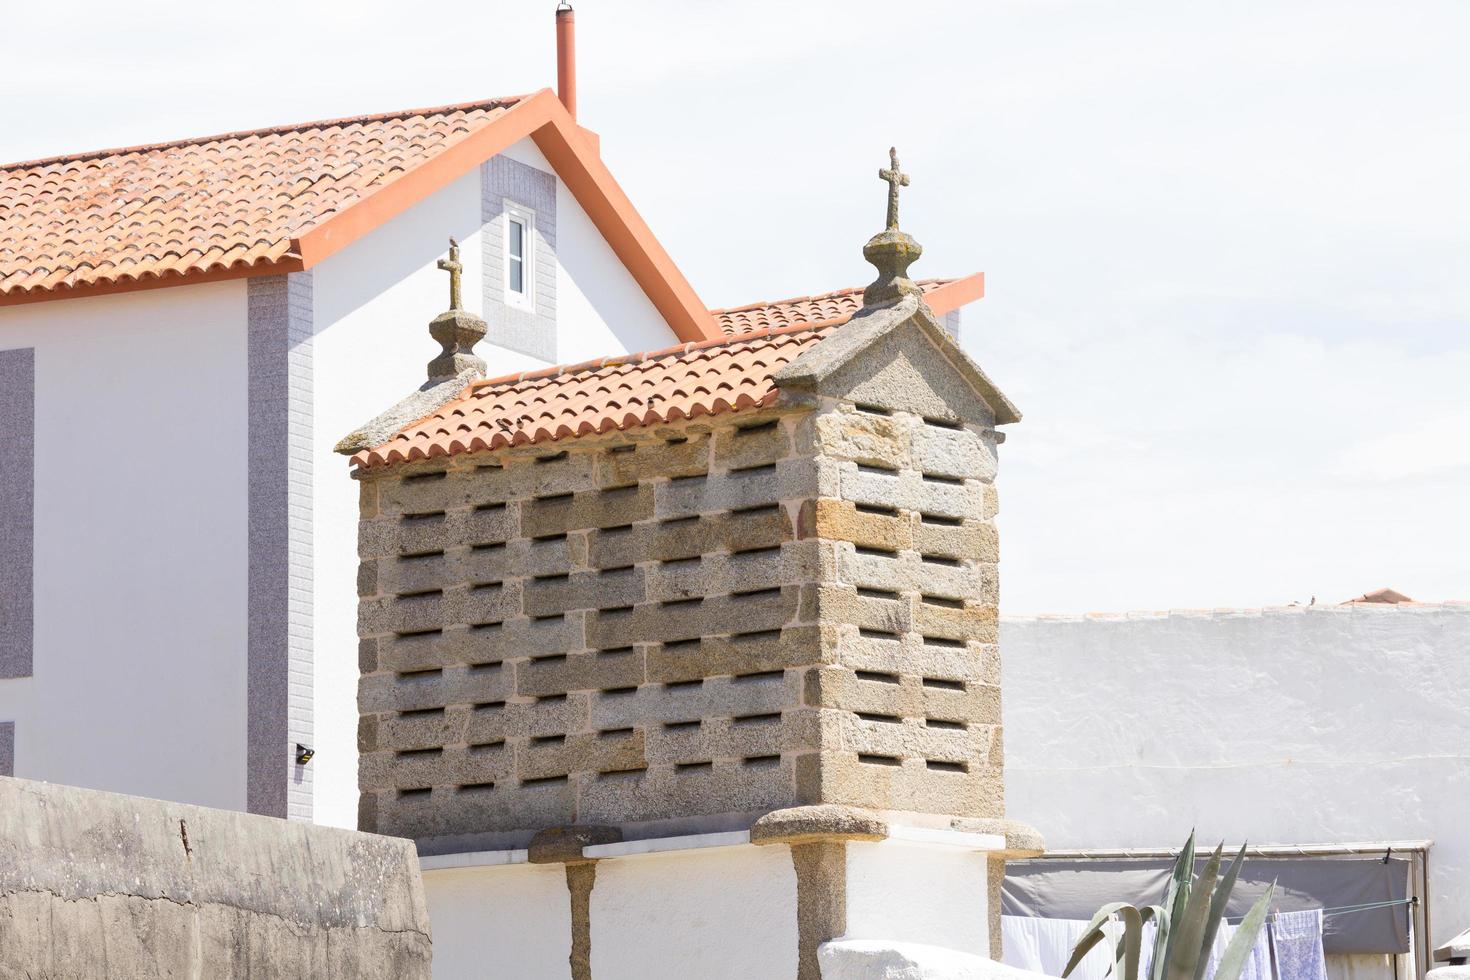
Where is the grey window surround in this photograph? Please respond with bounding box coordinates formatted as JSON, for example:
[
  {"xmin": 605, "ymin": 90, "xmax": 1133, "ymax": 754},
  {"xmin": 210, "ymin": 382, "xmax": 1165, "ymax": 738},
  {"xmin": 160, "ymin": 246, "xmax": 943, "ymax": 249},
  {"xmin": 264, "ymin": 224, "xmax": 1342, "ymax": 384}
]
[
  {"xmin": 0, "ymin": 347, "xmax": 34, "ymax": 680},
  {"xmin": 482, "ymin": 156, "xmax": 558, "ymax": 361},
  {"xmin": 246, "ymin": 273, "xmax": 314, "ymax": 822}
]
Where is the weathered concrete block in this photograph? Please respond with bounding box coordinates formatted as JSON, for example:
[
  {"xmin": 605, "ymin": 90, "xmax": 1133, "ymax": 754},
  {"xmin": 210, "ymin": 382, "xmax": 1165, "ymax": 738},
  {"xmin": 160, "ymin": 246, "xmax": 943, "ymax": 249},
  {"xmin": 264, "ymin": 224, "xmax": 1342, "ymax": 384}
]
[{"xmin": 0, "ymin": 777, "xmax": 430, "ymax": 979}]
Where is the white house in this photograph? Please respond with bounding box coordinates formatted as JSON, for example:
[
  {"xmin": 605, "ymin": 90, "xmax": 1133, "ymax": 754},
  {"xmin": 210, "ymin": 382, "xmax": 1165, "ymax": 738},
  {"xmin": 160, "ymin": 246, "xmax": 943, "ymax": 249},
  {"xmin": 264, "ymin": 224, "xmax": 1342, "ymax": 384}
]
[{"xmin": 0, "ymin": 11, "xmax": 986, "ymax": 830}]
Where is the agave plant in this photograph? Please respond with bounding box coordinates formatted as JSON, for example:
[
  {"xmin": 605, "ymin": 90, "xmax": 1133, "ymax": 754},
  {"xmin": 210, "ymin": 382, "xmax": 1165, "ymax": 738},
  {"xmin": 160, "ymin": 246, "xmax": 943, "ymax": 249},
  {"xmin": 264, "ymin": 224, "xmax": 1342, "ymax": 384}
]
[{"xmin": 1062, "ymin": 832, "xmax": 1275, "ymax": 980}]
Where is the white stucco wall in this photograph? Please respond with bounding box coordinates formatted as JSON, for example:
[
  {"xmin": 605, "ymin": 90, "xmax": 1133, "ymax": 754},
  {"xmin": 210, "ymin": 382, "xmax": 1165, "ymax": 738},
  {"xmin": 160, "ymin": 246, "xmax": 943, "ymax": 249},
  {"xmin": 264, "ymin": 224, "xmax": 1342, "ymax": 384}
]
[
  {"xmin": 0, "ymin": 282, "xmax": 250, "ymax": 809},
  {"xmin": 846, "ymin": 839, "xmax": 991, "ymax": 957},
  {"xmin": 424, "ymin": 862, "xmax": 573, "ymax": 980},
  {"xmin": 1001, "ymin": 602, "xmax": 1470, "ymax": 946},
  {"xmin": 590, "ymin": 842, "xmax": 799, "ymax": 980},
  {"xmin": 310, "ymin": 136, "xmax": 681, "ymax": 826}
]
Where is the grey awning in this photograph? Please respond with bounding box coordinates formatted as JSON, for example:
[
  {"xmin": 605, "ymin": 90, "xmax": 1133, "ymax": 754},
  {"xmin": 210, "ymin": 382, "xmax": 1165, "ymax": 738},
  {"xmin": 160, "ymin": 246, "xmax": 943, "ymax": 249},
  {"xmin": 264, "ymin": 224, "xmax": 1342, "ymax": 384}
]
[{"xmin": 1003, "ymin": 856, "xmax": 1411, "ymax": 955}]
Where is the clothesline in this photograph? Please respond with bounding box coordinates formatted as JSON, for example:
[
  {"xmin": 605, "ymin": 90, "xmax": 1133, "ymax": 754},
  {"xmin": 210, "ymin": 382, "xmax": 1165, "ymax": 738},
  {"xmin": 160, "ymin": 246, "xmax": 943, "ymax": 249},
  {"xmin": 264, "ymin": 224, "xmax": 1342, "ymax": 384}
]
[{"xmin": 1223, "ymin": 896, "xmax": 1416, "ymax": 924}]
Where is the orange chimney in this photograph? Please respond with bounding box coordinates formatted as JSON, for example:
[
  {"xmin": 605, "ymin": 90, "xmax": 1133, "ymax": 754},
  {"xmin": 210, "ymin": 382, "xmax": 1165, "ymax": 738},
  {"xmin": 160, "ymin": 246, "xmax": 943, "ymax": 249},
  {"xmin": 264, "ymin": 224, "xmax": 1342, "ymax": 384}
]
[{"xmin": 556, "ymin": 3, "xmax": 577, "ymax": 120}]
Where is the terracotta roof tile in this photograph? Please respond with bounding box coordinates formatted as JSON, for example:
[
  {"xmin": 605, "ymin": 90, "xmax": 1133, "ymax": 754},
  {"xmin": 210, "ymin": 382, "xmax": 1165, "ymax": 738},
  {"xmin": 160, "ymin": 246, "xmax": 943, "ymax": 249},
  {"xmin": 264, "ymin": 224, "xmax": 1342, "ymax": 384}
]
[
  {"xmin": 0, "ymin": 97, "xmax": 521, "ymax": 300},
  {"xmin": 353, "ymin": 320, "xmax": 837, "ymax": 469},
  {"xmin": 712, "ymin": 278, "xmax": 952, "ymax": 335}
]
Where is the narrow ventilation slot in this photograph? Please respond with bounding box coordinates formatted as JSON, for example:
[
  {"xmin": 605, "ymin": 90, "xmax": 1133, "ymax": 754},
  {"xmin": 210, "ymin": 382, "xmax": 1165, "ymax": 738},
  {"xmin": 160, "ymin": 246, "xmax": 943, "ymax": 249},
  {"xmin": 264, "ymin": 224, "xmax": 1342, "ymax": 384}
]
[
  {"xmin": 396, "ymin": 747, "xmax": 443, "ymax": 759},
  {"xmin": 733, "ymin": 713, "xmax": 781, "ymax": 726},
  {"xmin": 923, "ymin": 678, "xmax": 967, "ymax": 692},
  {"xmin": 856, "ymin": 712, "xmax": 902, "ymax": 724},
  {"xmin": 926, "ymin": 760, "xmax": 969, "ymax": 773},
  {"xmin": 855, "ymin": 670, "xmax": 900, "ymax": 685},
  {"xmin": 734, "ymin": 670, "xmax": 783, "ymax": 683},
  {"xmin": 857, "ymin": 753, "xmax": 901, "ymax": 767}
]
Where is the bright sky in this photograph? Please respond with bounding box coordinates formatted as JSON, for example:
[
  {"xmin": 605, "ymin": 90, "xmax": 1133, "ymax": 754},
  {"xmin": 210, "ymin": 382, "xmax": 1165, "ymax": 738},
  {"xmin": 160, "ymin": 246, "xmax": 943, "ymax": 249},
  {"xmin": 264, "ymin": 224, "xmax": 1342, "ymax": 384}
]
[{"xmin": 5, "ymin": 1, "xmax": 1467, "ymax": 613}]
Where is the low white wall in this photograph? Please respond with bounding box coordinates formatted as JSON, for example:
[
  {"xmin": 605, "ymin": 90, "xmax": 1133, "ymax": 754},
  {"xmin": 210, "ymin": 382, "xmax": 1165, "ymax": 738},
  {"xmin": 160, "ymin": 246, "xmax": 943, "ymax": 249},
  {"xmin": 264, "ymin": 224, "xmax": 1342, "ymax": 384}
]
[
  {"xmin": 847, "ymin": 840, "xmax": 991, "ymax": 957},
  {"xmin": 0, "ymin": 282, "xmax": 250, "ymax": 811},
  {"xmin": 423, "ymin": 862, "xmax": 573, "ymax": 980},
  {"xmin": 590, "ymin": 842, "xmax": 799, "ymax": 980},
  {"xmin": 1002, "ymin": 603, "xmax": 1470, "ymax": 947}
]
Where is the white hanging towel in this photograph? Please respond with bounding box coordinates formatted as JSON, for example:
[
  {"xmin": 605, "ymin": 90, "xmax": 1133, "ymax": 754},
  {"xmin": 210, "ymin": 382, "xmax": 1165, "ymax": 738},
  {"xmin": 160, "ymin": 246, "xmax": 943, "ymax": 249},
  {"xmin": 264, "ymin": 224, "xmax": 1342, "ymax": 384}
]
[
  {"xmin": 1271, "ymin": 909, "xmax": 1330, "ymax": 980},
  {"xmin": 1204, "ymin": 917, "xmax": 1273, "ymax": 980},
  {"xmin": 1001, "ymin": 915, "xmax": 1155, "ymax": 980}
]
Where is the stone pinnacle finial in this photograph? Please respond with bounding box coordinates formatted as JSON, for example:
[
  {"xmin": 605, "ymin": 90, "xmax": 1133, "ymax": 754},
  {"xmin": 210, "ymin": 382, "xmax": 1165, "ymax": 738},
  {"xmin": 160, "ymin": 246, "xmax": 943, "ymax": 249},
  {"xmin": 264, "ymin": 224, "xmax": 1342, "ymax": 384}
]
[
  {"xmin": 861, "ymin": 148, "xmax": 923, "ymax": 310},
  {"xmin": 427, "ymin": 238, "xmax": 486, "ymax": 382}
]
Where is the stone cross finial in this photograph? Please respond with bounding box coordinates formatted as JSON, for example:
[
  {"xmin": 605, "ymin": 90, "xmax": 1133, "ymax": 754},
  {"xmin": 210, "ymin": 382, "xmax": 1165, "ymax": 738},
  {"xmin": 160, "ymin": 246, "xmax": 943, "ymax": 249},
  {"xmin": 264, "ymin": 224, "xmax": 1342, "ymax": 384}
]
[
  {"xmin": 437, "ymin": 237, "xmax": 464, "ymax": 311},
  {"xmin": 878, "ymin": 147, "xmax": 909, "ymax": 231},
  {"xmin": 861, "ymin": 148, "xmax": 923, "ymax": 310}
]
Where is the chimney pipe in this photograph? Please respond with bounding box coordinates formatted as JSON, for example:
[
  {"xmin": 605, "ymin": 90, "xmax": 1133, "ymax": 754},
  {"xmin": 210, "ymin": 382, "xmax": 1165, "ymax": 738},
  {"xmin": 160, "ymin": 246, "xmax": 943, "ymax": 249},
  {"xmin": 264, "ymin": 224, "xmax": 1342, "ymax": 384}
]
[{"xmin": 556, "ymin": 3, "xmax": 576, "ymax": 120}]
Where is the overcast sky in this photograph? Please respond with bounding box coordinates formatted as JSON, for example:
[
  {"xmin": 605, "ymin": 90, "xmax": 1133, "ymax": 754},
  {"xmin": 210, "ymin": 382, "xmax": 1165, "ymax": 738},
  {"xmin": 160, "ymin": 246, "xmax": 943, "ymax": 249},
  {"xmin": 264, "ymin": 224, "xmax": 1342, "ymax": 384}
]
[{"xmin": 5, "ymin": 1, "xmax": 1466, "ymax": 612}]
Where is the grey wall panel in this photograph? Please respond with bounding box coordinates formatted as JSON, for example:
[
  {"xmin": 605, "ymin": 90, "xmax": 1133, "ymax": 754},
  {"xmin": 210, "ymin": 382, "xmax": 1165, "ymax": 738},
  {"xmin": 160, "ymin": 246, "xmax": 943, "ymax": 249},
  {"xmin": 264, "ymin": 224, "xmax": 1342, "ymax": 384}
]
[
  {"xmin": 0, "ymin": 347, "xmax": 34, "ymax": 680},
  {"xmin": 247, "ymin": 273, "xmax": 314, "ymax": 820},
  {"xmin": 482, "ymin": 156, "xmax": 558, "ymax": 361}
]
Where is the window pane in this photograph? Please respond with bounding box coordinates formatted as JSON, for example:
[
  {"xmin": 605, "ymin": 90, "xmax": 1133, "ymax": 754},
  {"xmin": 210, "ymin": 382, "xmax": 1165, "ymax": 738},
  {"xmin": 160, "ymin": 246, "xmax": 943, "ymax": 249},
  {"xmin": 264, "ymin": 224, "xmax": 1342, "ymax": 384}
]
[
  {"xmin": 509, "ymin": 255, "xmax": 523, "ymax": 294},
  {"xmin": 509, "ymin": 218, "xmax": 524, "ymax": 260}
]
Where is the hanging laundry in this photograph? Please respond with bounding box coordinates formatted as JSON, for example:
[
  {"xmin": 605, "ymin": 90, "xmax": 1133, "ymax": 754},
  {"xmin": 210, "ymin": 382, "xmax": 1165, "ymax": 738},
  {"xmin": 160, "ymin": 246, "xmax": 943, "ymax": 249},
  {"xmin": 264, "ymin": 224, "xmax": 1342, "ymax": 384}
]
[
  {"xmin": 1204, "ymin": 918, "xmax": 1273, "ymax": 980},
  {"xmin": 1271, "ymin": 908, "xmax": 1330, "ymax": 980}
]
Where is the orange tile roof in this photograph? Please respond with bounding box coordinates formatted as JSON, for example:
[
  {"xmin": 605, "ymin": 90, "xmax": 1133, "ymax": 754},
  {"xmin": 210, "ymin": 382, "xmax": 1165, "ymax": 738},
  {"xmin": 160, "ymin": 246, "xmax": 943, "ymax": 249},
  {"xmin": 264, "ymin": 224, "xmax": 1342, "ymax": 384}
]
[
  {"xmin": 1341, "ymin": 587, "xmax": 1415, "ymax": 605},
  {"xmin": 712, "ymin": 278, "xmax": 953, "ymax": 335},
  {"xmin": 353, "ymin": 320, "xmax": 837, "ymax": 469},
  {"xmin": 0, "ymin": 98, "xmax": 522, "ymax": 301}
]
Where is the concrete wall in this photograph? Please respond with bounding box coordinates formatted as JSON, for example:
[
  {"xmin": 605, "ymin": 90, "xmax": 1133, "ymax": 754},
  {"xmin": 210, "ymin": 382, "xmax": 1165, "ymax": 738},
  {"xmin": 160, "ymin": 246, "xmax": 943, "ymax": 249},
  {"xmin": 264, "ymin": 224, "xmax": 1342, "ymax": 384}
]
[
  {"xmin": 0, "ymin": 774, "xmax": 430, "ymax": 978},
  {"xmin": 1001, "ymin": 602, "xmax": 1470, "ymax": 946},
  {"xmin": 311, "ymin": 136, "xmax": 679, "ymax": 828},
  {"xmin": 0, "ymin": 281, "xmax": 250, "ymax": 811}
]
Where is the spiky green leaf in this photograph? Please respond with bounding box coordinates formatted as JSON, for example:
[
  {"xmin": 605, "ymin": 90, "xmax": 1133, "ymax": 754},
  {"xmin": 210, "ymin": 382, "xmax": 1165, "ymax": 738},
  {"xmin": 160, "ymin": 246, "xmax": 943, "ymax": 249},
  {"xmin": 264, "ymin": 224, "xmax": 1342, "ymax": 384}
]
[
  {"xmin": 1167, "ymin": 843, "xmax": 1223, "ymax": 980},
  {"xmin": 1196, "ymin": 843, "xmax": 1249, "ymax": 980},
  {"xmin": 1161, "ymin": 832, "xmax": 1197, "ymax": 975},
  {"xmin": 1213, "ymin": 882, "xmax": 1276, "ymax": 980},
  {"xmin": 1063, "ymin": 903, "xmax": 1135, "ymax": 979},
  {"xmin": 1114, "ymin": 905, "xmax": 1145, "ymax": 980}
]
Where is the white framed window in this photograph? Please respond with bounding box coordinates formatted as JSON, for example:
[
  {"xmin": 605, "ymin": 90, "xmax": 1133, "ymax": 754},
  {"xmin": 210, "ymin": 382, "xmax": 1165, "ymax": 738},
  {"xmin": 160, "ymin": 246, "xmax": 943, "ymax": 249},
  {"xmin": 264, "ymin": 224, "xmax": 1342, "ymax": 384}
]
[{"xmin": 503, "ymin": 202, "xmax": 535, "ymax": 310}]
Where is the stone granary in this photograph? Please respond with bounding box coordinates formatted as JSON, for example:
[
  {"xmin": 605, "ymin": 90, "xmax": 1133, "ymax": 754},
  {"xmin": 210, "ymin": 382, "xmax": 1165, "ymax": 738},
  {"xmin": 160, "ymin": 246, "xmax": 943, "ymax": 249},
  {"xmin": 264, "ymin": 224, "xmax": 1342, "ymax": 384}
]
[{"xmin": 344, "ymin": 155, "xmax": 1042, "ymax": 978}]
